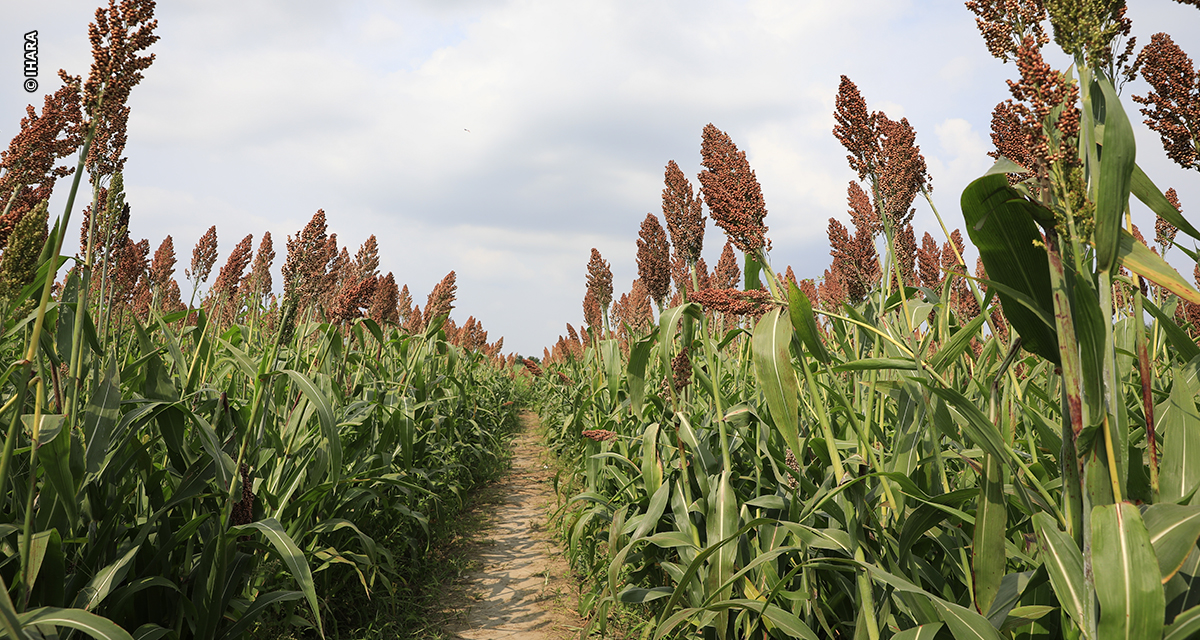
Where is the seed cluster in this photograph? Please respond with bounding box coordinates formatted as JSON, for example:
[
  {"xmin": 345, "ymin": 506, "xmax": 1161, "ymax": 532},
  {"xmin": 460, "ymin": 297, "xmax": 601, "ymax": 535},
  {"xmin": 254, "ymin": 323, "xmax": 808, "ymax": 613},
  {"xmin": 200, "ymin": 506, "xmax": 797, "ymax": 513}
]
[
  {"xmin": 713, "ymin": 241, "xmax": 741, "ymax": 290},
  {"xmin": 698, "ymin": 124, "xmax": 769, "ymax": 254},
  {"xmin": 636, "ymin": 213, "xmax": 672, "ymax": 309},
  {"xmin": 965, "ymin": 0, "xmax": 1049, "ymax": 61},
  {"xmin": 662, "ymin": 160, "xmax": 706, "ymax": 265},
  {"xmin": 1132, "ymin": 33, "xmax": 1200, "ymax": 172},
  {"xmin": 688, "ymin": 287, "xmax": 774, "ymax": 317}
]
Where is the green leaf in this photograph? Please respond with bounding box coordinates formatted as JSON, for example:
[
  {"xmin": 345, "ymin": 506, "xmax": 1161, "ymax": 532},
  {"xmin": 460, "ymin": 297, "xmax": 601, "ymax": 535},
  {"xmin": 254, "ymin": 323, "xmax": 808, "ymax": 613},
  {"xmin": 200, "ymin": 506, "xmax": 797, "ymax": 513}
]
[
  {"xmin": 0, "ymin": 574, "xmax": 30, "ymax": 640},
  {"xmin": 27, "ymin": 413, "xmax": 77, "ymax": 522},
  {"xmin": 744, "ymin": 252, "xmax": 761, "ymax": 291},
  {"xmin": 752, "ymin": 308, "xmax": 801, "ymax": 461},
  {"xmin": 1091, "ymin": 502, "xmax": 1165, "ymax": 640},
  {"xmin": 617, "ymin": 586, "xmax": 673, "ymax": 603},
  {"xmin": 787, "ymin": 280, "xmax": 829, "ymax": 364},
  {"xmin": 832, "ymin": 357, "xmax": 917, "ymax": 372},
  {"xmin": 73, "ymin": 543, "xmax": 140, "ymax": 611},
  {"xmin": 609, "ymin": 481, "xmax": 670, "ymax": 599},
  {"xmin": 922, "ymin": 384, "xmax": 1009, "ymax": 465},
  {"xmin": 1094, "ymin": 76, "xmax": 1136, "ymax": 273},
  {"xmin": 1033, "ymin": 512, "xmax": 1086, "ymax": 629},
  {"xmin": 600, "ymin": 339, "xmax": 621, "ymax": 405},
  {"xmin": 233, "ymin": 517, "xmax": 323, "ymax": 638},
  {"xmin": 893, "ymin": 623, "xmax": 945, "ymax": 640},
  {"xmin": 1071, "ymin": 270, "xmax": 1106, "ymax": 424},
  {"xmin": 18, "ymin": 607, "xmax": 133, "ymax": 640},
  {"xmin": 1118, "ymin": 229, "xmax": 1200, "ymax": 305},
  {"xmin": 658, "ymin": 303, "xmax": 702, "ymax": 377},
  {"xmin": 998, "ymin": 606, "xmax": 1055, "ymax": 633},
  {"xmin": 218, "ymin": 590, "xmax": 306, "ymax": 640},
  {"xmin": 1165, "ymin": 602, "xmax": 1200, "ymax": 640},
  {"xmin": 283, "ymin": 369, "xmax": 341, "ymax": 487},
  {"xmin": 928, "ymin": 313, "xmax": 987, "ymax": 373},
  {"xmin": 972, "ymin": 454, "xmax": 1006, "ymax": 616},
  {"xmin": 82, "ymin": 359, "xmax": 121, "ymax": 475},
  {"xmin": 705, "ymin": 470, "xmax": 740, "ymax": 612},
  {"xmin": 1144, "ymin": 504, "xmax": 1200, "ymax": 583},
  {"xmin": 931, "ymin": 600, "xmax": 1003, "ymax": 640},
  {"xmin": 1159, "ymin": 368, "xmax": 1200, "ymax": 505},
  {"xmin": 985, "ymin": 155, "xmax": 1029, "ymax": 176},
  {"xmin": 1143, "ymin": 297, "xmax": 1200, "ymax": 363},
  {"xmin": 1131, "ymin": 163, "xmax": 1200, "ymax": 242},
  {"xmin": 628, "ymin": 334, "xmax": 656, "ymax": 420},
  {"xmin": 960, "ymin": 173, "xmax": 1059, "ymax": 364}
]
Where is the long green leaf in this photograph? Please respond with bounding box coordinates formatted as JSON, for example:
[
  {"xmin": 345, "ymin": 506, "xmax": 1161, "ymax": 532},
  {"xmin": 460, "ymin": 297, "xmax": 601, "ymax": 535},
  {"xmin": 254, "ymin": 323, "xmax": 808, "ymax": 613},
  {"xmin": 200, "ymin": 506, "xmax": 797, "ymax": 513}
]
[
  {"xmin": 1131, "ymin": 163, "xmax": 1200, "ymax": 242},
  {"xmin": 283, "ymin": 369, "xmax": 341, "ymax": 487},
  {"xmin": 972, "ymin": 453, "xmax": 1006, "ymax": 616},
  {"xmin": 787, "ymin": 280, "xmax": 829, "ymax": 364},
  {"xmin": 1091, "ymin": 502, "xmax": 1165, "ymax": 640},
  {"xmin": 233, "ymin": 517, "xmax": 323, "ymax": 638},
  {"xmin": 1118, "ymin": 229, "xmax": 1200, "ymax": 305},
  {"xmin": 1143, "ymin": 297, "xmax": 1200, "ymax": 363},
  {"xmin": 1033, "ymin": 512, "xmax": 1086, "ymax": 629},
  {"xmin": 1144, "ymin": 503, "xmax": 1200, "ymax": 583},
  {"xmin": 1159, "ymin": 367, "xmax": 1200, "ymax": 504},
  {"xmin": 18, "ymin": 607, "xmax": 133, "ymax": 640},
  {"xmin": 931, "ymin": 600, "xmax": 1003, "ymax": 640},
  {"xmin": 628, "ymin": 334, "xmax": 656, "ymax": 420},
  {"xmin": 832, "ymin": 357, "xmax": 917, "ymax": 372},
  {"xmin": 959, "ymin": 173, "xmax": 1059, "ymax": 364},
  {"xmin": 928, "ymin": 313, "xmax": 987, "ymax": 373},
  {"xmin": 923, "ymin": 384, "xmax": 1009, "ymax": 465},
  {"xmin": 752, "ymin": 308, "xmax": 800, "ymax": 460},
  {"xmin": 1094, "ymin": 76, "xmax": 1136, "ymax": 273}
]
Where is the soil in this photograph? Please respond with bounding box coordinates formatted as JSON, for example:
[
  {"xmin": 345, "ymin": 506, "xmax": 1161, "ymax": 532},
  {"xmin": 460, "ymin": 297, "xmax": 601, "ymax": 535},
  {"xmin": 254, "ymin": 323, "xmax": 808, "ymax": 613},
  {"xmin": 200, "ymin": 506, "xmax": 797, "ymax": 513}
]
[{"xmin": 443, "ymin": 412, "xmax": 584, "ymax": 640}]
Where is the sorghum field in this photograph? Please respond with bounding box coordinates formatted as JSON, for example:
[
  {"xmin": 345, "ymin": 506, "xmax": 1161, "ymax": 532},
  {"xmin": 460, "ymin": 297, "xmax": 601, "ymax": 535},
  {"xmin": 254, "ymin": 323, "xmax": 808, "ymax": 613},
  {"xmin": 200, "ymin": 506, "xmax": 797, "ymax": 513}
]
[{"xmin": 2, "ymin": 0, "xmax": 1200, "ymax": 639}]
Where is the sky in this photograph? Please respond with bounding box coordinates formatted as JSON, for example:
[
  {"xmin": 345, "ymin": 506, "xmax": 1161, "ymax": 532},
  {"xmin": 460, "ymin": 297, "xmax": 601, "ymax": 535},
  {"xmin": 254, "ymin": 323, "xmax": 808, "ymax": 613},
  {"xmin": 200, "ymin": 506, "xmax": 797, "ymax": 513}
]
[{"xmin": 2, "ymin": 0, "xmax": 1198, "ymax": 356}]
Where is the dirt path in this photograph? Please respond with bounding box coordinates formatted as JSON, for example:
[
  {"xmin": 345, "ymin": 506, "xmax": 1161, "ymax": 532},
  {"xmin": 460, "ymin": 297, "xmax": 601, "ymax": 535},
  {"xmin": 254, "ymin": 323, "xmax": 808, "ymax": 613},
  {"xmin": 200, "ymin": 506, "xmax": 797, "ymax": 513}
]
[{"xmin": 446, "ymin": 412, "xmax": 583, "ymax": 640}]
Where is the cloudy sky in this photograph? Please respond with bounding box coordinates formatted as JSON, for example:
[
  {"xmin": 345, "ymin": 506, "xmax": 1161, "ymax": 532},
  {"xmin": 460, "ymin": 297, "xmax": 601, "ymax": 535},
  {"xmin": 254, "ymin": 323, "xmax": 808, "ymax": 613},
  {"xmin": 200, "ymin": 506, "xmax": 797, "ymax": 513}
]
[{"xmin": 3, "ymin": 1, "xmax": 1198, "ymax": 356}]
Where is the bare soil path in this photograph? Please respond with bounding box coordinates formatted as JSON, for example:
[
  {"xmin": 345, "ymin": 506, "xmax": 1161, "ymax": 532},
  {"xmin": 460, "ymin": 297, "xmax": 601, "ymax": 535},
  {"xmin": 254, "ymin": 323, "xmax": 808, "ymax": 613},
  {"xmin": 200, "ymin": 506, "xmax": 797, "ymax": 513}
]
[{"xmin": 445, "ymin": 412, "xmax": 583, "ymax": 640}]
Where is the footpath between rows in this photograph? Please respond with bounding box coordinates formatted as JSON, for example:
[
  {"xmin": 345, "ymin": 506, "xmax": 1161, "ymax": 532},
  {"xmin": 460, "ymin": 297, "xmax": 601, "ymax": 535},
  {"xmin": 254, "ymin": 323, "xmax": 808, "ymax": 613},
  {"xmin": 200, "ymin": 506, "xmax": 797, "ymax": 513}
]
[{"xmin": 445, "ymin": 412, "xmax": 586, "ymax": 640}]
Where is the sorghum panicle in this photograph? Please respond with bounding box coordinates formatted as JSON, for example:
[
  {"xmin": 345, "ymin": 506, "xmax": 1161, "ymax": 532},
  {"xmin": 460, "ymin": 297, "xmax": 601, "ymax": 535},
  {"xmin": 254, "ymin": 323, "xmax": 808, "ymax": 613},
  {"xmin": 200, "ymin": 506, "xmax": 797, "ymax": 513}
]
[
  {"xmin": 1132, "ymin": 33, "xmax": 1200, "ymax": 171},
  {"xmin": 636, "ymin": 213, "xmax": 672, "ymax": 308},
  {"xmin": 698, "ymin": 124, "xmax": 769, "ymax": 254},
  {"xmin": 662, "ymin": 160, "xmax": 706, "ymax": 264}
]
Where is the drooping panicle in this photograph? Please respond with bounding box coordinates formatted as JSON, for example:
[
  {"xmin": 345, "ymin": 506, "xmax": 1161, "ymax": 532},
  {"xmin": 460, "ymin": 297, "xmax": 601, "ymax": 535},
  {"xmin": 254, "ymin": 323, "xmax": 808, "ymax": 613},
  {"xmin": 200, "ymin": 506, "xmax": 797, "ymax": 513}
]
[
  {"xmin": 244, "ymin": 231, "xmax": 274, "ymax": 305},
  {"xmin": 211, "ymin": 234, "xmax": 253, "ymax": 303},
  {"xmin": 876, "ymin": 115, "xmax": 930, "ymax": 228},
  {"xmin": 147, "ymin": 235, "xmax": 175, "ymax": 298},
  {"xmin": 354, "ymin": 234, "xmax": 380, "ymax": 281},
  {"xmin": 73, "ymin": 0, "xmax": 160, "ymax": 180},
  {"xmin": 917, "ymin": 231, "xmax": 942, "ymax": 288}
]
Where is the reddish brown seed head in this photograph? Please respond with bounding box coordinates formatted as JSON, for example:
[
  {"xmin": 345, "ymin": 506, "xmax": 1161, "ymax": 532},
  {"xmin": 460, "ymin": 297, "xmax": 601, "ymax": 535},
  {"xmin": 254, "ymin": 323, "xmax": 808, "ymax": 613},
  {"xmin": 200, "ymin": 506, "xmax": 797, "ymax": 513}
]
[
  {"xmin": 636, "ymin": 213, "xmax": 672, "ymax": 308},
  {"xmin": 698, "ymin": 124, "xmax": 769, "ymax": 254}
]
